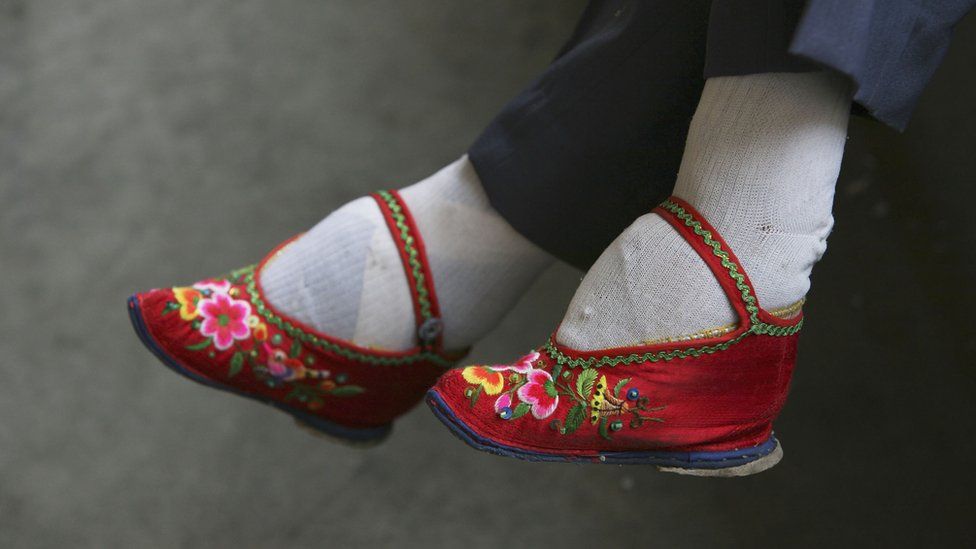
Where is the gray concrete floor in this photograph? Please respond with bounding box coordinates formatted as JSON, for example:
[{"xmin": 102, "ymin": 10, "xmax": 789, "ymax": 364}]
[{"xmin": 1, "ymin": 1, "xmax": 974, "ymax": 547}]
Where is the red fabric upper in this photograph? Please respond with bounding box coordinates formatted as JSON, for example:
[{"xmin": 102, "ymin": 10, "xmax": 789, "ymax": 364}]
[
  {"xmin": 132, "ymin": 190, "xmax": 464, "ymax": 429},
  {"xmin": 430, "ymin": 196, "xmax": 802, "ymax": 454}
]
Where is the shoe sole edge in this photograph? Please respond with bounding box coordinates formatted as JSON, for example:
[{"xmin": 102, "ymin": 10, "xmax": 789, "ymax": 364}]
[{"xmin": 426, "ymin": 388, "xmax": 780, "ymax": 475}]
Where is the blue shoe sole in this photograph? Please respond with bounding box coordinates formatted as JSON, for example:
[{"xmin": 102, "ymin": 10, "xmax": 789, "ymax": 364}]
[
  {"xmin": 426, "ymin": 389, "xmax": 782, "ymax": 475},
  {"xmin": 127, "ymin": 295, "xmax": 391, "ymax": 445}
]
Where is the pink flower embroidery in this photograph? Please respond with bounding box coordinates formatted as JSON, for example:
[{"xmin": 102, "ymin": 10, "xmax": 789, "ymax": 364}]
[
  {"xmin": 494, "ymin": 393, "xmax": 512, "ymax": 413},
  {"xmin": 198, "ymin": 293, "xmax": 251, "ymax": 350},
  {"xmin": 517, "ymin": 368, "xmax": 559, "ymax": 419},
  {"xmin": 490, "ymin": 350, "xmax": 540, "ymax": 374},
  {"xmin": 194, "ymin": 279, "xmax": 232, "ymax": 295}
]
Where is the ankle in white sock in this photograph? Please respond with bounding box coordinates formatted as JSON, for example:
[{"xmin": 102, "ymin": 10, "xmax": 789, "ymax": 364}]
[
  {"xmin": 261, "ymin": 155, "xmax": 552, "ymax": 351},
  {"xmin": 557, "ymin": 72, "xmax": 851, "ymax": 350}
]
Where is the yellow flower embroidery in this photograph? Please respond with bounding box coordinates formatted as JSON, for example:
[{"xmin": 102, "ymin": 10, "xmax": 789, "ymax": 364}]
[
  {"xmin": 247, "ymin": 315, "xmax": 268, "ymax": 342},
  {"xmin": 173, "ymin": 287, "xmax": 203, "ymax": 321},
  {"xmin": 461, "ymin": 366, "xmax": 505, "ymax": 396}
]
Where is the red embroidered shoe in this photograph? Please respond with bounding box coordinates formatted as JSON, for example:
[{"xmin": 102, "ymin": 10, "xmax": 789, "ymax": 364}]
[
  {"xmin": 427, "ymin": 196, "xmax": 803, "ymax": 475},
  {"xmin": 128, "ymin": 190, "xmax": 466, "ymax": 445}
]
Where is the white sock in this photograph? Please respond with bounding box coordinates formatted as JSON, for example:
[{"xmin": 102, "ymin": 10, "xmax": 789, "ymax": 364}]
[
  {"xmin": 557, "ymin": 72, "xmax": 851, "ymax": 350},
  {"xmin": 260, "ymin": 155, "xmax": 552, "ymax": 351}
]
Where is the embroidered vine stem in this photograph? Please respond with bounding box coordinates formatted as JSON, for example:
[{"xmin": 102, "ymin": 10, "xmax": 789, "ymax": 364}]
[{"xmin": 555, "ymin": 380, "xmax": 588, "ymax": 406}]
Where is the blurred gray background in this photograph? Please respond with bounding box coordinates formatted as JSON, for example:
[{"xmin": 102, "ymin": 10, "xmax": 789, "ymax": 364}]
[{"xmin": 1, "ymin": 1, "xmax": 974, "ymax": 547}]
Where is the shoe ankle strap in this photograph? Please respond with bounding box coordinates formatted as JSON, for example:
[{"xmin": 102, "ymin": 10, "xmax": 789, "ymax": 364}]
[
  {"xmin": 653, "ymin": 196, "xmax": 802, "ymax": 334},
  {"xmin": 372, "ymin": 190, "xmax": 445, "ymax": 351}
]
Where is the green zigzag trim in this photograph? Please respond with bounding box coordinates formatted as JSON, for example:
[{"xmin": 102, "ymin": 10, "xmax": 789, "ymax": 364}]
[
  {"xmin": 244, "ymin": 266, "xmax": 453, "ymax": 368},
  {"xmin": 375, "ymin": 190, "xmax": 434, "ymax": 321},
  {"xmin": 543, "ymin": 199, "xmax": 803, "ymax": 370}
]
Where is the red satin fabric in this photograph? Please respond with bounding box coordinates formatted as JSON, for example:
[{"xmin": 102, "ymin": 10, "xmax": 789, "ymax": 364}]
[{"xmin": 430, "ymin": 196, "xmax": 801, "ymax": 454}]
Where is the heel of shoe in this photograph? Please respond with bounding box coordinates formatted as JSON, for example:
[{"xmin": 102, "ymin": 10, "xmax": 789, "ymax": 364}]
[
  {"xmin": 656, "ymin": 438, "xmax": 783, "ymax": 477},
  {"xmin": 290, "ymin": 415, "xmax": 392, "ymax": 447}
]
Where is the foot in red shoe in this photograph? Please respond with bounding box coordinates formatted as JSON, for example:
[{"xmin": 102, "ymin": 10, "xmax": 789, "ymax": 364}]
[
  {"xmin": 129, "ymin": 190, "xmax": 466, "ymax": 445},
  {"xmin": 427, "ymin": 197, "xmax": 801, "ymax": 475}
]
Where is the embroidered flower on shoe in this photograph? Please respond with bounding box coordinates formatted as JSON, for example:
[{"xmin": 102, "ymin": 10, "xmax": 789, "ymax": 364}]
[
  {"xmin": 489, "ymin": 351, "xmax": 539, "ymax": 374},
  {"xmin": 173, "ymin": 287, "xmax": 203, "ymax": 321},
  {"xmin": 157, "ymin": 268, "xmax": 370, "ymax": 409},
  {"xmin": 193, "ymin": 279, "xmax": 232, "ymax": 295},
  {"xmin": 198, "ymin": 293, "xmax": 252, "ymax": 350},
  {"xmin": 517, "ymin": 368, "xmax": 559, "ymax": 419},
  {"xmin": 461, "ymin": 366, "xmax": 505, "ymax": 395},
  {"xmin": 457, "ymin": 349, "xmax": 666, "ymax": 436}
]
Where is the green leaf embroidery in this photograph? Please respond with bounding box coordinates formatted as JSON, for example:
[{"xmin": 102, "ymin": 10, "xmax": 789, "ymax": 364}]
[
  {"xmin": 510, "ymin": 402, "xmax": 531, "ymax": 420},
  {"xmin": 161, "ymin": 302, "xmax": 180, "ymax": 316},
  {"xmin": 469, "ymin": 384, "xmax": 483, "ymax": 408},
  {"xmin": 228, "ymin": 352, "xmax": 244, "ymax": 378},
  {"xmin": 598, "ymin": 417, "xmax": 612, "ymax": 441},
  {"xmin": 550, "ymin": 362, "xmax": 563, "ymax": 381},
  {"xmin": 184, "ymin": 338, "xmax": 212, "ymax": 351},
  {"xmin": 329, "ymin": 385, "xmax": 366, "ymax": 397},
  {"xmin": 613, "ymin": 377, "xmax": 631, "ymax": 399},
  {"xmin": 289, "ymin": 339, "xmax": 302, "ymax": 359},
  {"xmin": 563, "ymin": 404, "xmax": 585, "ymax": 435},
  {"xmin": 576, "ymin": 368, "xmax": 598, "ymax": 398}
]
